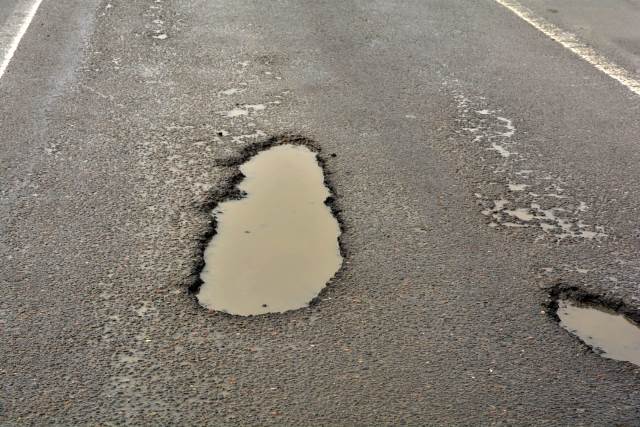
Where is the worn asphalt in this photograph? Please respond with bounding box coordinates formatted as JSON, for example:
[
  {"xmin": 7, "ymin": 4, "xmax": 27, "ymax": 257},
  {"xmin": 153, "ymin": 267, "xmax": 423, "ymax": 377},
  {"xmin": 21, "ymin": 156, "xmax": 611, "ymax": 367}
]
[{"xmin": 2, "ymin": 0, "xmax": 640, "ymax": 424}]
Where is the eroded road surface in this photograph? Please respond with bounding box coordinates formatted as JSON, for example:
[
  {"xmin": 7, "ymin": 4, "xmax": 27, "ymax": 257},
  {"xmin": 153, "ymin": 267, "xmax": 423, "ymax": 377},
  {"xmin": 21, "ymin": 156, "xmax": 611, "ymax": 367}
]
[
  {"xmin": 2, "ymin": 0, "xmax": 640, "ymax": 424},
  {"xmin": 197, "ymin": 142, "xmax": 343, "ymax": 316}
]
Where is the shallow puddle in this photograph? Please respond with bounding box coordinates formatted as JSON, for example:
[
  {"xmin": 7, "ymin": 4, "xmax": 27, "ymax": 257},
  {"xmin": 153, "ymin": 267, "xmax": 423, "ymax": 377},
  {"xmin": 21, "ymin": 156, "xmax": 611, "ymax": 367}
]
[
  {"xmin": 197, "ymin": 144, "xmax": 342, "ymax": 316},
  {"xmin": 557, "ymin": 299, "xmax": 640, "ymax": 366}
]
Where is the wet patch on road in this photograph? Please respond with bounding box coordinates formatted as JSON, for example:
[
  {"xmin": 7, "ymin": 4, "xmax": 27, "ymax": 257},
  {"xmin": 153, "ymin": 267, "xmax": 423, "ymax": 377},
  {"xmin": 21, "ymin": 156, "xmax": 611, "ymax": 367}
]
[
  {"xmin": 189, "ymin": 135, "xmax": 344, "ymax": 316},
  {"xmin": 547, "ymin": 284, "xmax": 640, "ymax": 367}
]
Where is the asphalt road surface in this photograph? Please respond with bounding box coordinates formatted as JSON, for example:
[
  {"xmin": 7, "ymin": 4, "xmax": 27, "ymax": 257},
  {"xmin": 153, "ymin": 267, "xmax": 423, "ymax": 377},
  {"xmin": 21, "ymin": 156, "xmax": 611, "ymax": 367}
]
[{"xmin": 2, "ymin": 0, "xmax": 640, "ymax": 424}]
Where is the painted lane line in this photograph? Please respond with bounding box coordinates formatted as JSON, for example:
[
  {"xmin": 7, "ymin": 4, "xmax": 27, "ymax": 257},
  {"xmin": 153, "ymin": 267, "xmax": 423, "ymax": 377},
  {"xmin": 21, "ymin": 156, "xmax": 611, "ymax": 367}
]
[
  {"xmin": 0, "ymin": 0, "xmax": 45, "ymax": 80},
  {"xmin": 493, "ymin": 0, "xmax": 640, "ymax": 97}
]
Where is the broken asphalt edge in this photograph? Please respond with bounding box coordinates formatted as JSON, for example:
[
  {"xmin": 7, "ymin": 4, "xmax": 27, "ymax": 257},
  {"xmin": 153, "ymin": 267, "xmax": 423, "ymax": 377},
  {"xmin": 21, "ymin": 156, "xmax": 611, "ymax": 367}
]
[{"xmin": 182, "ymin": 133, "xmax": 348, "ymax": 318}]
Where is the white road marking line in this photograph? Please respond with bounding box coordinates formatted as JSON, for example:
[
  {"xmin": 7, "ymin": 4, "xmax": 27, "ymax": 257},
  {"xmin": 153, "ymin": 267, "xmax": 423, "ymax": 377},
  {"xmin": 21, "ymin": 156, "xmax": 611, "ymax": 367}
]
[
  {"xmin": 0, "ymin": 0, "xmax": 45, "ymax": 80},
  {"xmin": 493, "ymin": 0, "xmax": 640, "ymax": 97}
]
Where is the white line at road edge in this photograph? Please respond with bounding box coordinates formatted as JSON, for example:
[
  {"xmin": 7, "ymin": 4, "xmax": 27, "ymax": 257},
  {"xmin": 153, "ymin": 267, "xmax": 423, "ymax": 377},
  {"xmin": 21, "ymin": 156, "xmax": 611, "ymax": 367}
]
[
  {"xmin": 493, "ymin": 0, "xmax": 640, "ymax": 97},
  {"xmin": 0, "ymin": 0, "xmax": 45, "ymax": 80}
]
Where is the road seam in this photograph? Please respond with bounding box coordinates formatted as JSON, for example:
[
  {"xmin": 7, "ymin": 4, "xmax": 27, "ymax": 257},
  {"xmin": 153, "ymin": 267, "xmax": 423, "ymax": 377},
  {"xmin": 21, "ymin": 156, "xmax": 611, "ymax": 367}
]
[{"xmin": 493, "ymin": 0, "xmax": 640, "ymax": 97}]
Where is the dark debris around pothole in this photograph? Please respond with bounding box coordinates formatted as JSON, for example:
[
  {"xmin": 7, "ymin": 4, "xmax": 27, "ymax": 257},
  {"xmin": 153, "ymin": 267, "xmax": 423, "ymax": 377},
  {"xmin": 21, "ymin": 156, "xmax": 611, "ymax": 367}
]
[
  {"xmin": 545, "ymin": 283, "xmax": 640, "ymax": 367},
  {"xmin": 183, "ymin": 134, "xmax": 348, "ymax": 317}
]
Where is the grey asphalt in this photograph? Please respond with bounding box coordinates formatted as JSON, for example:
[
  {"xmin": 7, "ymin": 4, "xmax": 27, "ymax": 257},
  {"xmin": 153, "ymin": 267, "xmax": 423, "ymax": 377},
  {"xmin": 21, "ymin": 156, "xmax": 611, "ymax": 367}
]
[
  {"xmin": 0, "ymin": 1, "xmax": 20, "ymax": 26},
  {"xmin": 0, "ymin": 0, "xmax": 24, "ymax": 58},
  {"xmin": 2, "ymin": 0, "xmax": 640, "ymax": 425},
  {"xmin": 518, "ymin": 0, "xmax": 640, "ymax": 76}
]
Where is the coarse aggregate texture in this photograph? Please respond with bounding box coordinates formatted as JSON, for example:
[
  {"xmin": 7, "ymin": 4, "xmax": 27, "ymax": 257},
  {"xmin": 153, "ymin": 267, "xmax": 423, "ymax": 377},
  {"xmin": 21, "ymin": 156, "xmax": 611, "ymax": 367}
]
[{"xmin": 2, "ymin": 0, "xmax": 640, "ymax": 424}]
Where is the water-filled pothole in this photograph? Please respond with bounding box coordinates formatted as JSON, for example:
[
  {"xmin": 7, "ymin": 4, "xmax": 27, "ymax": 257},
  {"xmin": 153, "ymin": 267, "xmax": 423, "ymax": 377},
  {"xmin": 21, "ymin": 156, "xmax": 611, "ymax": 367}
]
[
  {"xmin": 197, "ymin": 143, "xmax": 343, "ymax": 316},
  {"xmin": 557, "ymin": 299, "xmax": 640, "ymax": 366}
]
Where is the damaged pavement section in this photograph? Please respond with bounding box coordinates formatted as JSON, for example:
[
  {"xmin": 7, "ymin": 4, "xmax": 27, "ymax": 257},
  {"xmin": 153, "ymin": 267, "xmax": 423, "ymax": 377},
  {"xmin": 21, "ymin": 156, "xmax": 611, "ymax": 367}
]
[
  {"xmin": 546, "ymin": 283, "xmax": 640, "ymax": 367},
  {"xmin": 185, "ymin": 135, "xmax": 346, "ymax": 316}
]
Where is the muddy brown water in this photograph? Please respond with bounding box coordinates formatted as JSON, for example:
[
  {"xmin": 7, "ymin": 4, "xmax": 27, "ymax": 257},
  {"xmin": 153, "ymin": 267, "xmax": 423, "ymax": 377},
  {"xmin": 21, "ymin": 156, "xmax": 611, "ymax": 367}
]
[
  {"xmin": 197, "ymin": 144, "xmax": 343, "ymax": 315},
  {"xmin": 557, "ymin": 299, "xmax": 640, "ymax": 366}
]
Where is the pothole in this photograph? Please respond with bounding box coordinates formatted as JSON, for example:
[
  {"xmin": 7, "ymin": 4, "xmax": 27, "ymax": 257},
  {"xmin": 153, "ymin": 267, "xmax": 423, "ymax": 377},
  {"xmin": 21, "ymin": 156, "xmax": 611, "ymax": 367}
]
[
  {"xmin": 195, "ymin": 142, "xmax": 343, "ymax": 316},
  {"xmin": 556, "ymin": 300, "xmax": 640, "ymax": 366},
  {"xmin": 548, "ymin": 286, "xmax": 640, "ymax": 367}
]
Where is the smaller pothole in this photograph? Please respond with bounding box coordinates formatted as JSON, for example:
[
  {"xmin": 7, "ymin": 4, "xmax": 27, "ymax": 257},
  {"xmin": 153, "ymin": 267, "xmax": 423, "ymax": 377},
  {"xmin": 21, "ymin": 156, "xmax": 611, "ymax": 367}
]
[{"xmin": 549, "ymin": 290, "xmax": 640, "ymax": 367}]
